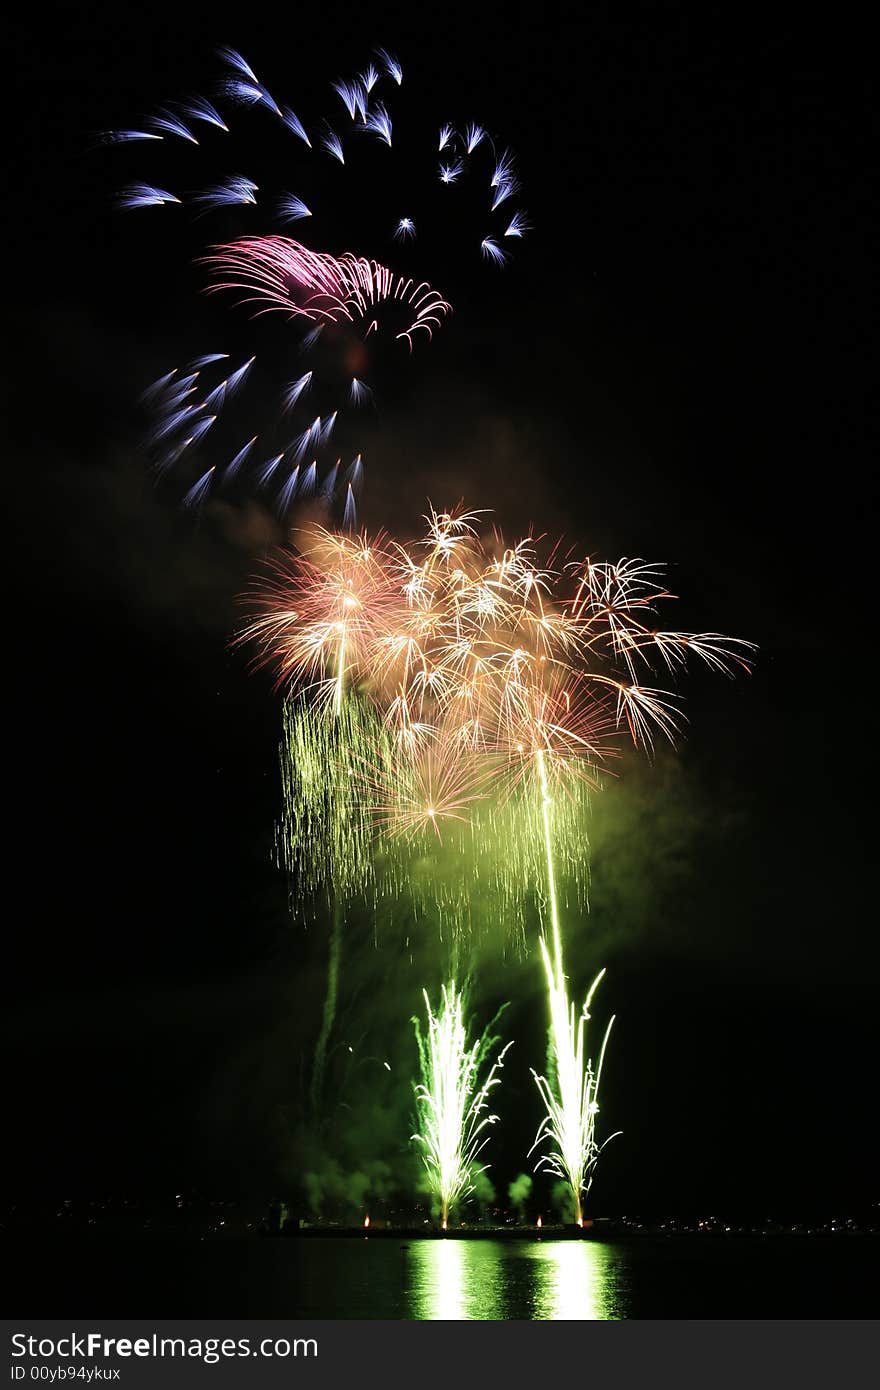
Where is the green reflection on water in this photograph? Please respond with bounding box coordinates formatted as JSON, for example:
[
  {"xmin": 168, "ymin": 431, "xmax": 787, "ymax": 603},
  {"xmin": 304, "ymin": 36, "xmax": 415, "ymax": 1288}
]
[
  {"xmin": 526, "ymin": 1240, "xmax": 620, "ymax": 1320},
  {"xmin": 407, "ymin": 1239, "xmax": 621, "ymax": 1320},
  {"xmin": 408, "ymin": 1240, "xmax": 505, "ymax": 1319}
]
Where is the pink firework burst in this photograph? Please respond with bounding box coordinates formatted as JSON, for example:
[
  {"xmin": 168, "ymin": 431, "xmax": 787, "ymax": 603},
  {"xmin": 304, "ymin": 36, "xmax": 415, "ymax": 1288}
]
[{"xmin": 204, "ymin": 236, "xmax": 451, "ymax": 351}]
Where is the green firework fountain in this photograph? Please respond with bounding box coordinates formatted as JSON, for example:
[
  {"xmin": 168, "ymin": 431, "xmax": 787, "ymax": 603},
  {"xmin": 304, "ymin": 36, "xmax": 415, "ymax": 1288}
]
[
  {"xmin": 530, "ymin": 953, "xmax": 617, "ymax": 1224},
  {"xmin": 411, "ymin": 982, "xmax": 512, "ymax": 1228},
  {"xmin": 528, "ymin": 745, "xmax": 618, "ymax": 1224}
]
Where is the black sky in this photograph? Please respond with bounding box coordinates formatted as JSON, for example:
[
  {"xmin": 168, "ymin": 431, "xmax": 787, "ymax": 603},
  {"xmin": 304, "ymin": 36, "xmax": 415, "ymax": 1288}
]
[{"xmin": 4, "ymin": 0, "xmax": 876, "ymax": 1219}]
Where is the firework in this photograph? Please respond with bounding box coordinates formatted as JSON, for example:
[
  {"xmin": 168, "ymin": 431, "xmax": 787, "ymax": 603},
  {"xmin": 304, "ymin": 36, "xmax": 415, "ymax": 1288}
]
[
  {"xmin": 505, "ymin": 211, "xmax": 530, "ymax": 238},
  {"xmin": 517, "ymin": 673, "xmax": 619, "ymax": 1223},
  {"xmin": 105, "ymin": 45, "xmax": 529, "ymax": 521},
  {"xmin": 480, "ymin": 237, "xmax": 507, "ymax": 266},
  {"xmin": 244, "ymin": 527, "xmax": 399, "ymax": 714},
  {"xmin": 364, "ymin": 103, "xmax": 393, "ymax": 146},
  {"xmin": 99, "ymin": 129, "xmax": 163, "ymax": 145},
  {"xmin": 412, "ymin": 981, "xmax": 512, "ymax": 1228},
  {"xmin": 275, "ymin": 695, "xmax": 382, "ymax": 906},
  {"xmin": 261, "ymin": 533, "xmax": 398, "ymax": 1105},
  {"xmin": 107, "ymin": 43, "xmax": 525, "ymax": 258},
  {"xmin": 277, "ymin": 195, "xmax": 312, "ymax": 224},
  {"xmin": 204, "ymin": 236, "xmax": 450, "ymax": 348},
  {"xmin": 530, "ymin": 953, "xmax": 619, "ymax": 1225},
  {"xmin": 179, "ymin": 96, "xmax": 229, "ymax": 133},
  {"xmin": 439, "ymin": 158, "xmax": 464, "ymax": 184},
  {"xmin": 246, "ymin": 508, "xmax": 753, "ymax": 940},
  {"xmin": 148, "ymin": 109, "xmax": 199, "ymax": 143},
  {"xmin": 246, "ymin": 505, "xmax": 750, "ymax": 1204},
  {"xmin": 191, "ymin": 175, "xmax": 258, "ymax": 212},
  {"xmin": 118, "ymin": 183, "xmax": 181, "ymax": 210}
]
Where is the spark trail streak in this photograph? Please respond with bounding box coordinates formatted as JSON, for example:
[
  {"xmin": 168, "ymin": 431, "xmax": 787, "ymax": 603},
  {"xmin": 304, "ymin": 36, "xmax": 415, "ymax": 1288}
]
[
  {"xmin": 412, "ymin": 983, "xmax": 511, "ymax": 1228},
  {"xmin": 536, "ymin": 746, "xmax": 562, "ymax": 970},
  {"xmin": 311, "ymin": 893, "xmax": 342, "ymax": 1112}
]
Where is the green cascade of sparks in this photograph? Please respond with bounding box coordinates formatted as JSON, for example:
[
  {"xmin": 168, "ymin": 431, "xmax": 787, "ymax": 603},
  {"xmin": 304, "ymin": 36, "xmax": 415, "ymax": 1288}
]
[
  {"xmin": 277, "ymin": 689, "xmax": 394, "ymax": 1108},
  {"xmin": 277, "ymin": 701, "xmax": 595, "ymax": 949},
  {"xmin": 275, "ymin": 692, "xmax": 382, "ymax": 909}
]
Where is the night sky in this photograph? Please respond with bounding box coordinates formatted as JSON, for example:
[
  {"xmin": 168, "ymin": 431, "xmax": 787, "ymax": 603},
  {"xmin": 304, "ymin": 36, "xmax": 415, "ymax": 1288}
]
[{"xmin": 5, "ymin": 2, "xmax": 875, "ymax": 1221}]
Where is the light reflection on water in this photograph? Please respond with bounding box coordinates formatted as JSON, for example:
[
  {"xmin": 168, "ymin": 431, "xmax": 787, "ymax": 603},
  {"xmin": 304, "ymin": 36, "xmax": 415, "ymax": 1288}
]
[
  {"xmin": 407, "ymin": 1240, "xmax": 504, "ymax": 1319},
  {"xmin": 407, "ymin": 1239, "xmax": 624, "ymax": 1320},
  {"xmin": 525, "ymin": 1240, "xmax": 620, "ymax": 1319}
]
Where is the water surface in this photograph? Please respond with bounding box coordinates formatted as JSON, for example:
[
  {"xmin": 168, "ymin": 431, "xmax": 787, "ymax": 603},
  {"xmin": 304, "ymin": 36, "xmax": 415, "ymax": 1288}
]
[{"xmin": 6, "ymin": 1235, "xmax": 875, "ymax": 1318}]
